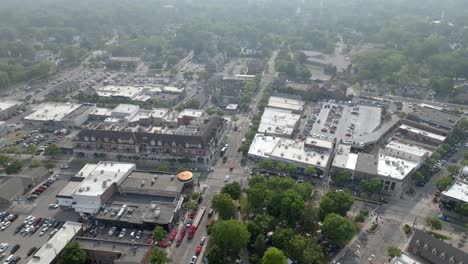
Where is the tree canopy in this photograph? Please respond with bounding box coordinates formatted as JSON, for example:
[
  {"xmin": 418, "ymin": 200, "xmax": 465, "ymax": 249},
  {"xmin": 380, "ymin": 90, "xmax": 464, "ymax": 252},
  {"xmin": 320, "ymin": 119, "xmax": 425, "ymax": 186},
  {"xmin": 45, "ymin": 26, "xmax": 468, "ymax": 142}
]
[
  {"xmin": 211, "ymin": 219, "xmax": 250, "ymax": 256},
  {"xmin": 262, "ymin": 247, "xmax": 287, "ymax": 264},
  {"xmin": 318, "ymin": 191, "xmax": 354, "ymax": 220},
  {"xmin": 322, "ymin": 213, "xmax": 356, "ymax": 247},
  {"xmin": 57, "ymin": 241, "xmax": 86, "ymax": 264},
  {"xmin": 211, "ymin": 193, "xmax": 236, "ymax": 220}
]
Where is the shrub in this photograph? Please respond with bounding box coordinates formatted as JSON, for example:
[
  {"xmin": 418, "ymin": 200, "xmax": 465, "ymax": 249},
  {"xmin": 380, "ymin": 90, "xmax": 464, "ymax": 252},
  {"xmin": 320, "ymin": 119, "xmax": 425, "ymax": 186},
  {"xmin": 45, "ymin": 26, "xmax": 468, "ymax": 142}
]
[
  {"xmin": 403, "ymin": 224, "xmax": 412, "ymax": 234},
  {"xmin": 354, "ymin": 213, "xmax": 365, "ymax": 222}
]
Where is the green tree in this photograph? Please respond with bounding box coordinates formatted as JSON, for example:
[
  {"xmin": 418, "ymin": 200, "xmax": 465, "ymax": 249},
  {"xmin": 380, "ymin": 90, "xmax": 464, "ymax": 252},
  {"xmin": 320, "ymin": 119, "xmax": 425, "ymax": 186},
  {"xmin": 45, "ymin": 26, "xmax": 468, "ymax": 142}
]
[
  {"xmin": 276, "ymin": 162, "xmax": 288, "ymax": 173},
  {"xmin": 206, "ymin": 245, "xmax": 225, "ymax": 264},
  {"xmin": 413, "ymin": 171, "xmax": 425, "ymax": 183},
  {"xmin": 211, "ymin": 193, "xmax": 236, "ymax": 219},
  {"xmin": 184, "ymin": 200, "xmax": 196, "ymax": 210},
  {"xmin": 258, "ymin": 160, "xmax": 275, "ymax": 171},
  {"xmin": 43, "ymin": 160, "xmax": 56, "ymax": 169},
  {"xmin": 426, "ymin": 217, "xmax": 442, "ymax": 230},
  {"xmin": 360, "ymin": 178, "xmax": 383, "ymax": 194},
  {"xmin": 57, "ymin": 241, "xmax": 86, "ymax": 264},
  {"xmin": 262, "ymin": 247, "xmax": 287, "ymax": 264},
  {"xmin": 322, "ymin": 213, "xmax": 356, "ymax": 247},
  {"xmin": 45, "ymin": 144, "xmax": 62, "ymax": 156},
  {"xmin": 301, "ymin": 242, "xmax": 324, "ymax": 264},
  {"xmin": 0, "ymin": 71, "xmax": 9, "ymax": 89},
  {"xmin": 447, "ymin": 164, "xmax": 461, "ymax": 175},
  {"xmin": 191, "ymin": 192, "xmax": 200, "ymax": 201},
  {"xmin": 435, "ymin": 176, "xmax": 453, "ymax": 191},
  {"xmin": 211, "ymin": 219, "xmax": 250, "ymax": 255},
  {"xmin": 287, "ymin": 164, "xmax": 297, "ymax": 175},
  {"xmin": 5, "ymin": 160, "xmax": 22, "ymax": 174},
  {"xmin": 319, "ymin": 191, "xmax": 354, "ymax": 220},
  {"xmin": 333, "ymin": 170, "xmax": 351, "ymax": 186},
  {"xmin": 272, "ymin": 228, "xmax": 295, "ymax": 250},
  {"xmin": 222, "ymin": 182, "xmax": 242, "ymax": 200},
  {"xmin": 157, "ymin": 164, "xmax": 169, "ymax": 172},
  {"xmin": 149, "ymin": 248, "xmax": 171, "ymax": 264},
  {"xmin": 253, "ymin": 234, "xmax": 267, "ymax": 256},
  {"xmin": 279, "ymin": 189, "xmax": 305, "ymax": 226},
  {"xmin": 387, "ymin": 246, "xmax": 402, "ymax": 258},
  {"xmin": 248, "ymin": 185, "xmax": 271, "ymax": 212},
  {"xmin": 26, "ymin": 144, "xmax": 38, "ymax": 155},
  {"xmin": 152, "ymin": 226, "xmax": 166, "ymax": 242},
  {"xmin": 304, "ymin": 166, "xmax": 317, "ymax": 176},
  {"xmin": 0, "ymin": 154, "xmax": 10, "ymax": 166},
  {"xmin": 455, "ymin": 202, "xmax": 468, "ymax": 216}
]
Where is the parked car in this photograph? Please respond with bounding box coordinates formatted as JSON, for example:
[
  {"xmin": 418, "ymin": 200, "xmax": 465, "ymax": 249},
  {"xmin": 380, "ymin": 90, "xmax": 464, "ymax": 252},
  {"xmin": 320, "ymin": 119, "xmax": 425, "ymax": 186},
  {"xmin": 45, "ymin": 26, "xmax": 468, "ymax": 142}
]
[
  {"xmin": 195, "ymin": 245, "xmax": 202, "ymax": 255},
  {"xmin": 119, "ymin": 228, "xmax": 127, "ymax": 238},
  {"xmin": 108, "ymin": 226, "xmax": 116, "ymax": 236},
  {"xmin": 189, "ymin": 256, "xmax": 198, "ymax": 264},
  {"xmin": 10, "ymin": 244, "xmax": 20, "ymax": 254},
  {"xmin": 135, "ymin": 230, "xmax": 142, "ymax": 240},
  {"xmin": 48, "ymin": 204, "xmax": 59, "ymax": 209},
  {"xmin": 27, "ymin": 247, "xmax": 37, "ymax": 256}
]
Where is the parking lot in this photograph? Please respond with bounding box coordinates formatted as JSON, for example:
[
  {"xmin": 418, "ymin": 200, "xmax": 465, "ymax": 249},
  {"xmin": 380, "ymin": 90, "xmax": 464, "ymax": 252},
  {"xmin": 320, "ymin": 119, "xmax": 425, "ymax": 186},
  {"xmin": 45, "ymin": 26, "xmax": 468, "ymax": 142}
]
[{"xmin": 0, "ymin": 176, "xmax": 79, "ymax": 263}]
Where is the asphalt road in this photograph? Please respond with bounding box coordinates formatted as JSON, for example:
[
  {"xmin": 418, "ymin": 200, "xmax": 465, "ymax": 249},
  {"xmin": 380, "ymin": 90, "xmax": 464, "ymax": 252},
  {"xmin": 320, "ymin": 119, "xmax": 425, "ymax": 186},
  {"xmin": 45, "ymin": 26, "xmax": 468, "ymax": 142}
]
[{"xmin": 169, "ymin": 51, "xmax": 278, "ymax": 264}]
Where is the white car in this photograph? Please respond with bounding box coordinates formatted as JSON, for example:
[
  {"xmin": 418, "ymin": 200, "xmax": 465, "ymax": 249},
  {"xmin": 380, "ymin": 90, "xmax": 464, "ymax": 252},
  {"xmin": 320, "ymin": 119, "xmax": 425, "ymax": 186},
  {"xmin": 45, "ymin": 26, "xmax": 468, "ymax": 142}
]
[
  {"xmin": 48, "ymin": 204, "xmax": 59, "ymax": 209},
  {"xmin": 189, "ymin": 256, "xmax": 198, "ymax": 264},
  {"xmin": 224, "ymin": 175, "xmax": 230, "ymax": 182},
  {"xmin": 0, "ymin": 243, "xmax": 9, "ymax": 253},
  {"xmin": 1, "ymin": 221, "xmax": 11, "ymax": 230},
  {"xmin": 119, "ymin": 228, "xmax": 127, "ymax": 238},
  {"xmin": 108, "ymin": 227, "xmax": 116, "ymax": 236}
]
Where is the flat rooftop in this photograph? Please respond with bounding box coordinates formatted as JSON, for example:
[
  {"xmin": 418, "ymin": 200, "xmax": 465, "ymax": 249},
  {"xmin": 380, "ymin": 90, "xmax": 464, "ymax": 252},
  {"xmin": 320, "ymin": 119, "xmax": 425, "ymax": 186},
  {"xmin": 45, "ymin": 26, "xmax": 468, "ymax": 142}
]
[
  {"xmin": 28, "ymin": 222, "xmax": 83, "ymax": 264},
  {"xmin": 268, "ymin": 96, "xmax": 305, "ymax": 112},
  {"xmin": 162, "ymin": 86, "xmax": 184, "ymax": 93},
  {"xmin": 90, "ymin": 107, "xmax": 112, "ymax": 117},
  {"xmin": 377, "ymin": 154, "xmax": 419, "ymax": 181},
  {"xmin": 399, "ymin": 124, "xmax": 446, "ymax": 142},
  {"xmin": 178, "ymin": 109, "xmax": 205, "ymax": 119},
  {"xmin": 120, "ymin": 171, "xmax": 188, "ymax": 197},
  {"xmin": 310, "ymin": 103, "xmax": 384, "ymax": 146},
  {"xmin": 112, "ymin": 104, "xmax": 140, "ymax": 114},
  {"xmin": 305, "ymin": 137, "xmax": 334, "ymax": 150},
  {"xmin": 409, "ymin": 106, "xmax": 462, "ymax": 129},
  {"xmin": 96, "ymin": 85, "xmax": 143, "ymax": 99},
  {"xmin": 258, "ymin": 107, "xmax": 300, "ymax": 137},
  {"xmin": 0, "ymin": 100, "xmax": 21, "ymax": 111},
  {"xmin": 75, "ymin": 237, "xmax": 151, "ymax": 264},
  {"xmin": 442, "ymin": 180, "xmax": 468, "ymax": 203},
  {"xmin": 332, "ymin": 144, "xmax": 358, "ymax": 171},
  {"xmin": 57, "ymin": 181, "xmax": 82, "ymax": 198},
  {"xmin": 73, "ymin": 162, "xmax": 135, "ymax": 197},
  {"xmin": 248, "ymin": 134, "xmax": 331, "ymax": 169},
  {"xmin": 24, "ymin": 102, "xmax": 83, "ymax": 121},
  {"xmin": 248, "ymin": 134, "xmax": 281, "ymax": 158},
  {"xmin": 96, "ymin": 193, "xmax": 181, "ymax": 225},
  {"xmin": 385, "ymin": 140, "xmax": 432, "ymax": 158}
]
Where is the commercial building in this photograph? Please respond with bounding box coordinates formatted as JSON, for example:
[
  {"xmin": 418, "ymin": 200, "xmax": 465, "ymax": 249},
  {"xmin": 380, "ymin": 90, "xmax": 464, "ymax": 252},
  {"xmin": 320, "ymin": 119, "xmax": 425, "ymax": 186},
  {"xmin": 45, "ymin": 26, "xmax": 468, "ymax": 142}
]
[
  {"xmin": 177, "ymin": 109, "xmax": 205, "ymax": 125},
  {"xmin": 75, "ymin": 237, "xmax": 151, "ymax": 264},
  {"xmin": 257, "ymin": 107, "xmax": 301, "ymax": 138},
  {"xmin": 215, "ymin": 76, "xmax": 248, "ymax": 107},
  {"xmin": 408, "ymin": 229, "xmax": 467, "ymax": 264},
  {"xmin": 267, "ymin": 96, "xmax": 305, "ymax": 114},
  {"xmin": 73, "ymin": 116, "xmax": 226, "ymax": 167},
  {"xmin": 383, "ymin": 140, "xmax": 432, "ymax": 163},
  {"xmin": 106, "ymin": 57, "xmax": 141, "ymax": 69},
  {"xmin": 23, "ymin": 102, "xmax": 94, "ymax": 131},
  {"xmin": 249, "ymin": 134, "xmax": 333, "ymax": 171},
  {"xmin": 331, "ymin": 144, "xmax": 359, "ymax": 174},
  {"xmin": 28, "ymin": 221, "xmax": 83, "ymax": 264},
  {"xmin": 71, "ymin": 162, "xmax": 135, "ymax": 214},
  {"xmin": 95, "ymin": 85, "xmax": 185, "ymax": 104},
  {"xmin": 440, "ymin": 167, "xmax": 468, "ymax": 221},
  {"xmin": 397, "ymin": 124, "xmax": 446, "ymax": 148},
  {"xmin": 0, "ymin": 100, "xmax": 24, "ymax": 120},
  {"xmin": 405, "ymin": 105, "xmax": 462, "ymax": 136},
  {"xmin": 225, "ymin": 104, "xmax": 239, "ymax": 113}
]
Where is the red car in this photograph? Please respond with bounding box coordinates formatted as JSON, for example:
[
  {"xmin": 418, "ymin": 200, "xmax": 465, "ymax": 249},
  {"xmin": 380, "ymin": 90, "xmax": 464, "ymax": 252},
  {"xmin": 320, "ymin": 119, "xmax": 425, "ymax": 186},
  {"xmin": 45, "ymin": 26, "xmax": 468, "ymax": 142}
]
[
  {"xmin": 146, "ymin": 234, "xmax": 153, "ymax": 244},
  {"xmin": 176, "ymin": 235, "xmax": 183, "ymax": 246},
  {"xmin": 168, "ymin": 229, "xmax": 178, "ymax": 241},
  {"xmin": 189, "ymin": 211, "xmax": 197, "ymax": 219},
  {"xmin": 156, "ymin": 241, "xmax": 169, "ymax": 248},
  {"xmin": 195, "ymin": 245, "xmax": 202, "ymax": 255},
  {"xmin": 180, "ymin": 228, "xmax": 187, "ymax": 236}
]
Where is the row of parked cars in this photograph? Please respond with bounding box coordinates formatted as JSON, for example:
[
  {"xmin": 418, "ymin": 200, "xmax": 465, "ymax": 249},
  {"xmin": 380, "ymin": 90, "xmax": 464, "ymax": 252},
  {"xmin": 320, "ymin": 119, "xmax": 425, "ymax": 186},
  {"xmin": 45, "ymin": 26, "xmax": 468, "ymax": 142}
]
[
  {"xmin": 15, "ymin": 216, "xmax": 63, "ymax": 237},
  {"xmin": 107, "ymin": 226, "xmax": 143, "ymax": 240},
  {"xmin": 0, "ymin": 213, "xmax": 18, "ymax": 231},
  {"xmin": 28, "ymin": 176, "xmax": 57, "ymax": 201}
]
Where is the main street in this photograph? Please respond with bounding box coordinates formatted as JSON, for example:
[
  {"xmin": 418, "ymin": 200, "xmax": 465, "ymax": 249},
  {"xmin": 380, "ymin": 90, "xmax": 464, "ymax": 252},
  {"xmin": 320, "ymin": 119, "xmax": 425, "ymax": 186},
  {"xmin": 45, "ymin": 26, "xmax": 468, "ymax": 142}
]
[{"xmin": 169, "ymin": 51, "xmax": 278, "ymax": 264}]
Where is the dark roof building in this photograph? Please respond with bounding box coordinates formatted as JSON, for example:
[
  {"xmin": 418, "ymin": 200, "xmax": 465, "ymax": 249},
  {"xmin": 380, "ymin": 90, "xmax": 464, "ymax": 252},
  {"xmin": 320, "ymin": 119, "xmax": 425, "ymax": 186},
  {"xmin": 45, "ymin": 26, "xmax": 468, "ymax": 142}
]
[
  {"xmin": 353, "ymin": 153, "xmax": 378, "ymax": 179},
  {"xmin": 408, "ymin": 229, "xmax": 467, "ymax": 264},
  {"xmin": 405, "ymin": 106, "xmax": 462, "ymax": 136}
]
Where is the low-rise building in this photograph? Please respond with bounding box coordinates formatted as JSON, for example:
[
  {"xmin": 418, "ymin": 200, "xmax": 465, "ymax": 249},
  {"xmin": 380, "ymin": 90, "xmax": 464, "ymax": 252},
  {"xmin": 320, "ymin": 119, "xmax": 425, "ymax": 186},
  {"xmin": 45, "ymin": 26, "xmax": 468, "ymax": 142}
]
[
  {"xmin": 408, "ymin": 229, "xmax": 467, "ymax": 264},
  {"xmin": 0, "ymin": 100, "xmax": 24, "ymax": 120},
  {"xmin": 331, "ymin": 144, "xmax": 359, "ymax": 174},
  {"xmin": 257, "ymin": 107, "xmax": 300, "ymax": 138},
  {"xmin": 440, "ymin": 168, "xmax": 468, "ymax": 221},
  {"xmin": 28, "ymin": 221, "xmax": 83, "ymax": 264},
  {"xmin": 405, "ymin": 105, "xmax": 462, "ymax": 136},
  {"xmin": 177, "ymin": 109, "xmax": 205, "ymax": 125},
  {"xmin": 23, "ymin": 102, "xmax": 94, "ymax": 131},
  {"xmin": 73, "ymin": 116, "xmax": 226, "ymax": 168},
  {"xmin": 397, "ymin": 124, "xmax": 446, "ymax": 147},
  {"xmin": 249, "ymin": 134, "xmax": 333, "ymax": 172},
  {"xmin": 267, "ymin": 96, "xmax": 305, "ymax": 114}
]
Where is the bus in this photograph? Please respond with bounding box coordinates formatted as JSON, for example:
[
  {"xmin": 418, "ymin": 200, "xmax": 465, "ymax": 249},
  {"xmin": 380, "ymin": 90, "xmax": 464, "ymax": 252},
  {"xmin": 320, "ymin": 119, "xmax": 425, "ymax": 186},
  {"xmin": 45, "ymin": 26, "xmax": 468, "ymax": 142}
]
[{"xmin": 188, "ymin": 206, "xmax": 206, "ymax": 239}]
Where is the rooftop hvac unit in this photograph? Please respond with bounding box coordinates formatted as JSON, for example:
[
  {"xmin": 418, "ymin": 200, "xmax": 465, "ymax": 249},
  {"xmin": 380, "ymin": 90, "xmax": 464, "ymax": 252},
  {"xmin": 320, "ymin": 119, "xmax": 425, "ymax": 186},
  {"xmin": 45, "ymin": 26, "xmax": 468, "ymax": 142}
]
[
  {"xmin": 86, "ymin": 186, "xmax": 90, "ymax": 191},
  {"xmin": 94, "ymin": 178, "xmax": 97, "ymax": 182},
  {"xmin": 154, "ymin": 207, "xmax": 161, "ymax": 218},
  {"xmin": 141, "ymin": 181, "xmax": 145, "ymax": 187},
  {"xmin": 101, "ymin": 170, "xmax": 104, "ymax": 174}
]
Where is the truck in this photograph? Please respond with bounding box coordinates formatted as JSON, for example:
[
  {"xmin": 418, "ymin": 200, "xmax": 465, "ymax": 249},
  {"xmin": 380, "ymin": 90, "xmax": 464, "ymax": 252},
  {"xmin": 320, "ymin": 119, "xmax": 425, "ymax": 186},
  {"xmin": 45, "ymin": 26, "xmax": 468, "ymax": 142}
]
[{"xmin": 187, "ymin": 206, "xmax": 206, "ymax": 239}]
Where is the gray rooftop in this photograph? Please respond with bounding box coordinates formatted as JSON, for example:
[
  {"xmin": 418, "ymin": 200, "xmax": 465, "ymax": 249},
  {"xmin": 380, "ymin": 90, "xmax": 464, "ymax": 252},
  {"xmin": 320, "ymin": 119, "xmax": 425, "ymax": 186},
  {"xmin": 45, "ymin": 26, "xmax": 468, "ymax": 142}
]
[
  {"xmin": 120, "ymin": 171, "xmax": 190, "ymax": 197},
  {"xmin": 355, "ymin": 153, "xmax": 378, "ymax": 176}
]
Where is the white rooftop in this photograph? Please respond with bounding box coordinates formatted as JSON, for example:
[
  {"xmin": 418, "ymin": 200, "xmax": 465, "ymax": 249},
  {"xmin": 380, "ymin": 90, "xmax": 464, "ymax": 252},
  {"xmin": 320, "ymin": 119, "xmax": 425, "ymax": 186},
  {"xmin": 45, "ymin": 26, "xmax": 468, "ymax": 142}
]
[
  {"xmin": 248, "ymin": 134, "xmax": 281, "ymax": 158},
  {"xmin": 24, "ymin": 102, "xmax": 83, "ymax": 121},
  {"xmin": 442, "ymin": 180, "xmax": 468, "ymax": 203},
  {"xmin": 57, "ymin": 181, "xmax": 82, "ymax": 198},
  {"xmin": 96, "ymin": 85, "xmax": 143, "ymax": 99},
  {"xmin": 73, "ymin": 162, "xmax": 135, "ymax": 197},
  {"xmin": 248, "ymin": 134, "xmax": 331, "ymax": 169},
  {"xmin": 377, "ymin": 154, "xmax": 419, "ymax": 181},
  {"xmin": 28, "ymin": 221, "xmax": 83, "ymax": 264},
  {"xmin": 178, "ymin": 109, "xmax": 205, "ymax": 119},
  {"xmin": 113, "ymin": 104, "xmax": 140, "ymax": 114},
  {"xmin": 399, "ymin": 124, "xmax": 446, "ymax": 141},
  {"xmin": 305, "ymin": 137, "xmax": 334, "ymax": 150},
  {"xmin": 258, "ymin": 107, "xmax": 300, "ymax": 137},
  {"xmin": 90, "ymin": 107, "xmax": 112, "ymax": 117},
  {"xmin": 226, "ymin": 104, "xmax": 239, "ymax": 110},
  {"xmin": 332, "ymin": 144, "xmax": 358, "ymax": 171},
  {"xmin": 268, "ymin": 96, "xmax": 305, "ymax": 112},
  {"xmin": 385, "ymin": 140, "xmax": 432, "ymax": 159},
  {"xmin": 0, "ymin": 100, "xmax": 21, "ymax": 111},
  {"xmin": 162, "ymin": 86, "xmax": 184, "ymax": 93}
]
